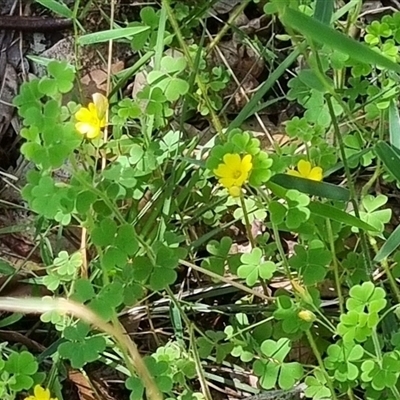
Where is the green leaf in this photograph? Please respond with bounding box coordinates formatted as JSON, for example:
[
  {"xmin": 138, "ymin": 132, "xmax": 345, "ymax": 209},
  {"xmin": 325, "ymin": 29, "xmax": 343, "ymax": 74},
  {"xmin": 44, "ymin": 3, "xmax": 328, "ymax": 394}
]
[
  {"xmin": 289, "ymin": 245, "xmax": 331, "ymax": 285},
  {"xmin": 309, "ymin": 202, "xmax": 377, "ymax": 231},
  {"xmin": 314, "ymin": 0, "xmax": 334, "ymax": 24},
  {"xmin": 35, "ymin": 0, "xmax": 73, "ymax": 18},
  {"xmin": 228, "ymin": 48, "xmax": 301, "ymax": 130},
  {"xmin": 389, "ymin": 99, "xmax": 400, "ymax": 150},
  {"xmin": 375, "ymin": 140, "xmax": 400, "ymax": 182},
  {"xmin": 297, "ymin": 69, "xmax": 328, "ymax": 92},
  {"xmin": 281, "ymin": 7, "xmax": 400, "ymax": 74},
  {"xmin": 270, "ymin": 174, "xmax": 350, "ymax": 201},
  {"xmin": 78, "ymin": 26, "xmax": 150, "ymax": 45},
  {"xmin": 374, "ymin": 225, "xmax": 400, "ymax": 263}
]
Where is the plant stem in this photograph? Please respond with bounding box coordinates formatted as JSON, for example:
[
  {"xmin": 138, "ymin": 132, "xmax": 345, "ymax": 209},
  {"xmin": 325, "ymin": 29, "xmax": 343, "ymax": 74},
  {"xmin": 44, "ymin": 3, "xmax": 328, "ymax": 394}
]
[
  {"xmin": 179, "ymin": 259, "xmax": 273, "ymax": 301},
  {"xmin": 239, "ymin": 194, "xmax": 269, "ymax": 294},
  {"xmin": 325, "ymin": 95, "xmax": 373, "ymax": 274},
  {"xmin": 305, "ymin": 330, "xmax": 338, "ymax": 400},
  {"xmin": 371, "ymin": 330, "xmax": 400, "ymax": 399},
  {"xmin": 161, "ymin": 0, "xmax": 224, "ymax": 137},
  {"xmin": 326, "ymin": 219, "xmax": 344, "ymax": 314},
  {"xmin": 240, "ymin": 194, "xmax": 256, "ymax": 248},
  {"xmin": 271, "ymin": 222, "xmax": 291, "ymax": 279},
  {"xmin": 370, "ymin": 237, "xmax": 400, "ymax": 303}
]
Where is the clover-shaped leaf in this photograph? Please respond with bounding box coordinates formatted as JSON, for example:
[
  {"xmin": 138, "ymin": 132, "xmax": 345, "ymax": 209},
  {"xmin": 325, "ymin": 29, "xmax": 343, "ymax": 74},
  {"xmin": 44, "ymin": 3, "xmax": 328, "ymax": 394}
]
[
  {"xmin": 324, "ymin": 341, "xmax": 363, "ymax": 382},
  {"xmin": 58, "ymin": 322, "xmax": 106, "ymax": 368},
  {"xmin": 254, "ymin": 338, "xmax": 303, "ymax": 390},
  {"xmin": 228, "ymin": 130, "xmax": 260, "ymax": 155},
  {"xmin": 361, "ymin": 353, "xmax": 400, "ymax": 390},
  {"xmin": 238, "ymin": 248, "xmax": 276, "ymax": 286},
  {"xmin": 53, "ymin": 251, "xmax": 82, "ymax": 276},
  {"xmin": 5, "ymin": 351, "xmax": 38, "ymax": 391},
  {"xmin": 126, "ymin": 376, "xmax": 144, "ymax": 400},
  {"xmin": 248, "ymin": 151, "xmax": 273, "ymax": 186},
  {"xmin": 304, "ymin": 369, "xmax": 331, "ymax": 400},
  {"xmin": 202, "ymin": 236, "xmax": 232, "ymax": 276},
  {"xmin": 91, "ymin": 218, "xmax": 118, "ymax": 247},
  {"xmin": 47, "ymin": 60, "xmax": 75, "ymax": 93},
  {"xmin": 353, "ymin": 194, "xmax": 391, "ymax": 235},
  {"xmin": 196, "ymin": 330, "xmax": 233, "ymax": 363},
  {"xmin": 337, "ymin": 310, "xmax": 376, "ymax": 343},
  {"xmin": 289, "ymin": 245, "xmax": 331, "ymax": 285},
  {"xmin": 347, "ymin": 281, "xmax": 386, "ymax": 314},
  {"xmin": 89, "ymin": 281, "xmax": 124, "ymax": 321}
]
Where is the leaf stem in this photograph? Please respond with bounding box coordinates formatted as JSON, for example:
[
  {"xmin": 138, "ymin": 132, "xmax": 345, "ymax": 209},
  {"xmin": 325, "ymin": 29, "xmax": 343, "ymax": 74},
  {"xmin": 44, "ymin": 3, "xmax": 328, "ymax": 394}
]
[
  {"xmin": 305, "ymin": 330, "xmax": 338, "ymax": 400},
  {"xmin": 325, "ymin": 94, "xmax": 373, "ymax": 274},
  {"xmin": 325, "ymin": 219, "xmax": 344, "ymax": 314}
]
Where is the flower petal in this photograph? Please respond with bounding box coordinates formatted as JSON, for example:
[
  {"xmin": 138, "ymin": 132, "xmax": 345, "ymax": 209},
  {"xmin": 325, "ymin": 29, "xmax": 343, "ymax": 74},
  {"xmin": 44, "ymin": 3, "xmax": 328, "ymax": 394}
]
[
  {"xmin": 297, "ymin": 160, "xmax": 312, "ymax": 178},
  {"xmin": 92, "ymin": 93, "xmax": 109, "ymax": 120},
  {"xmin": 308, "ymin": 167, "xmax": 323, "ymax": 181},
  {"xmin": 223, "ymin": 153, "xmax": 241, "ymax": 171},
  {"xmin": 219, "ymin": 177, "xmax": 236, "ymax": 188},
  {"xmin": 34, "ymin": 385, "xmax": 51, "ymax": 400},
  {"xmin": 214, "ymin": 164, "xmax": 233, "ymax": 179},
  {"xmin": 241, "ymin": 154, "xmax": 253, "ymax": 172},
  {"xmin": 287, "ymin": 169, "xmax": 302, "ymax": 178},
  {"xmin": 75, "ymin": 107, "xmax": 92, "ymax": 122},
  {"xmin": 75, "ymin": 122, "xmax": 100, "ymax": 139}
]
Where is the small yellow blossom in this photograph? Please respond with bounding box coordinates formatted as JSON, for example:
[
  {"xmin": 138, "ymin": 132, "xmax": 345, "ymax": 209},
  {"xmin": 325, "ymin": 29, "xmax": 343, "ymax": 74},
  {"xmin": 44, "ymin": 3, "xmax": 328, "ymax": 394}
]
[
  {"xmin": 214, "ymin": 153, "xmax": 253, "ymax": 197},
  {"xmin": 25, "ymin": 385, "xmax": 57, "ymax": 400},
  {"xmin": 75, "ymin": 93, "xmax": 108, "ymax": 139},
  {"xmin": 298, "ymin": 310, "xmax": 316, "ymax": 322},
  {"xmin": 287, "ymin": 160, "xmax": 323, "ymax": 181}
]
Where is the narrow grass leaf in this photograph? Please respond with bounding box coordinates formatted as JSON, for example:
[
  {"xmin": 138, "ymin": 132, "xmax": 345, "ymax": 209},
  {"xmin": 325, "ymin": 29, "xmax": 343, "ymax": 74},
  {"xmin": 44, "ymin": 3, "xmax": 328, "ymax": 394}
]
[
  {"xmin": 270, "ymin": 174, "xmax": 350, "ymax": 201},
  {"xmin": 111, "ymin": 51, "xmax": 154, "ymax": 96},
  {"xmin": 228, "ymin": 47, "xmax": 301, "ymax": 130},
  {"xmin": 333, "ymin": 0, "xmax": 359, "ymax": 21},
  {"xmin": 309, "ymin": 202, "xmax": 377, "ymax": 231},
  {"xmin": 78, "ymin": 27, "xmax": 149, "ymax": 45},
  {"xmin": 374, "ymin": 141, "xmax": 400, "ymax": 182},
  {"xmin": 0, "ymin": 313, "xmax": 23, "ymax": 328},
  {"xmin": 281, "ymin": 8, "xmax": 400, "ymax": 74},
  {"xmin": 374, "ymin": 225, "xmax": 400, "ymax": 263},
  {"xmin": 35, "ymin": 0, "xmax": 73, "ymax": 18},
  {"xmin": 389, "ymin": 99, "xmax": 400, "ymax": 149},
  {"xmin": 314, "ymin": 0, "xmax": 334, "ymax": 24}
]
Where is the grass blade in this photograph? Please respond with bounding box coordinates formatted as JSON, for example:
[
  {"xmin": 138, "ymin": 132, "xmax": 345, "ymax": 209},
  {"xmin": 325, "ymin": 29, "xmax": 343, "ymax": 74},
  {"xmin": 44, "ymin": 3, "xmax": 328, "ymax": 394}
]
[
  {"xmin": 281, "ymin": 7, "xmax": 400, "ymax": 74},
  {"xmin": 314, "ymin": 0, "xmax": 334, "ymax": 24},
  {"xmin": 374, "ymin": 225, "xmax": 400, "ymax": 263},
  {"xmin": 270, "ymin": 174, "xmax": 350, "ymax": 201},
  {"xmin": 389, "ymin": 99, "xmax": 400, "ymax": 150},
  {"xmin": 374, "ymin": 141, "xmax": 400, "ymax": 182},
  {"xmin": 228, "ymin": 47, "xmax": 302, "ymax": 130},
  {"xmin": 309, "ymin": 202, "xmax": 377, "ymax": 231},
  {"xmin": 35, "ymin": 0, "xmax": 72, "ymax": 18},
  {"xmin": 78, "ymin": 27, "xmax": 149, "ymax": 45}
]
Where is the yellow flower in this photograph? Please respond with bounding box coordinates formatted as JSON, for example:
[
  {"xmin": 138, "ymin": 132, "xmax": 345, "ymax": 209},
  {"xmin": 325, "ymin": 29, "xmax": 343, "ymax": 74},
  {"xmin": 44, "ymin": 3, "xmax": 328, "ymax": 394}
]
[
  {"xmin": 75, "ymin": 93, "xmax": 108, "ymax": 139},
  {"xmin": 287, "ymin": 160, "xmax": 323, "ymax": 181},
  {"xmin": 214, "ymin": 153, "xmax": 253, "ymax": 197},
  {"xmin": 25, "ymin": 385, "xmax": 57, "ymax": 400}
]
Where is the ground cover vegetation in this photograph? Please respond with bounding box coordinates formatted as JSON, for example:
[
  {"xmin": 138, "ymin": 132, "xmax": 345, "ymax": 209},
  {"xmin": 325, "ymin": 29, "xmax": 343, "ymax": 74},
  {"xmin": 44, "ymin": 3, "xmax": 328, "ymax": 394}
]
[{"xmin": 2, "ymin": 0, "xmax": 400, "ymax": 399}]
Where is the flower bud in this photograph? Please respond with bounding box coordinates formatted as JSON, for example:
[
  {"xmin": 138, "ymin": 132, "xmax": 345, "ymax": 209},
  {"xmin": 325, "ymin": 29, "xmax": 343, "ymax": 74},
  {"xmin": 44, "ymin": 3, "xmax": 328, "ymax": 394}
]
[
  {"xmin": 291, "ymin": 280, "xmax": 314, "ymax": 305},
  {"xmin": 298, "ymin": 310, "xmax": 316, "ymax": 322}
]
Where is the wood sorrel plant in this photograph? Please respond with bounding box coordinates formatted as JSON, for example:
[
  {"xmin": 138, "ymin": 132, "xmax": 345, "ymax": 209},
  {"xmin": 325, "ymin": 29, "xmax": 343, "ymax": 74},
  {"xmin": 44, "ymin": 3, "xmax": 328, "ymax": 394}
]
[{"xmin": 6, "ymin": 0, "xmax": 400, "ymax": 400}]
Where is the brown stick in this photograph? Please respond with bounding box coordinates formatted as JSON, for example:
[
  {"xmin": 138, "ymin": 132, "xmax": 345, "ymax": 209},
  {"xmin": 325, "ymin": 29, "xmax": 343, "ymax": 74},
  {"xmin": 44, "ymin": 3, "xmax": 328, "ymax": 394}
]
[{"xmin": 0, "ymin": 16, "xmax": 73, "ymax": 32}]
